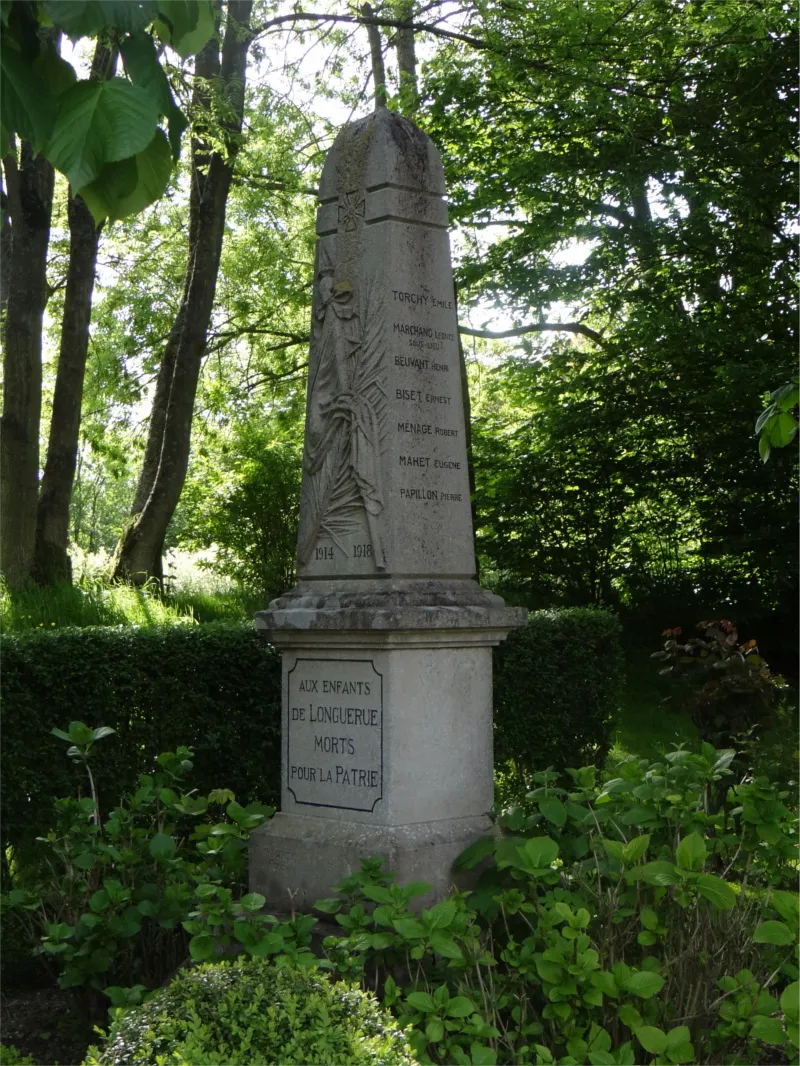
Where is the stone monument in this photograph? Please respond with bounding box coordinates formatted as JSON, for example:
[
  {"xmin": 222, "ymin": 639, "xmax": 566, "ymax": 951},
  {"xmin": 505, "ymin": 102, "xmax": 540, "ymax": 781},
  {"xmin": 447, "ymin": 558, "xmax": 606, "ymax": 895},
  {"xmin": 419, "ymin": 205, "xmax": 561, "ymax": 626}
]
[{"xmin": 250, "ymin": 107, "xmax": 525, "ymax": 910}]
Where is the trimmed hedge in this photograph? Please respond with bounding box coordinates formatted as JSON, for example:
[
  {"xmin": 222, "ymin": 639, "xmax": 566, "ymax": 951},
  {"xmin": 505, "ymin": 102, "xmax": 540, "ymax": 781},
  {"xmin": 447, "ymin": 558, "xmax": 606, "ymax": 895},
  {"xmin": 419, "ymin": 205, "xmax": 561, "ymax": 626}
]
[
  {"xmin": 83, "ymin": 958, "xmax": 417, "ymax": 1066},
  {"xmin": 1, "ymin": 609, "xmax": 623, "ymax": 873},
  {"xmin": 0, "ymin": 622, "xmax": 281, "ymax": 875},
  {"xmin": 493, "ymin": 607, "xmax": 624, "ymax": 777}
]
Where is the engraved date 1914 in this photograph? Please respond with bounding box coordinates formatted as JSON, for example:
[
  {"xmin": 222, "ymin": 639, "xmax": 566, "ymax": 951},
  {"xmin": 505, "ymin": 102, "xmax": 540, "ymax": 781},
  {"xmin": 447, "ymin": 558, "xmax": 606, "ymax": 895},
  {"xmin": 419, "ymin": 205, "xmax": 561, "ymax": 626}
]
[{"xmin": 314, "ymin": 544, "xmax": 373, "ymax": 560}]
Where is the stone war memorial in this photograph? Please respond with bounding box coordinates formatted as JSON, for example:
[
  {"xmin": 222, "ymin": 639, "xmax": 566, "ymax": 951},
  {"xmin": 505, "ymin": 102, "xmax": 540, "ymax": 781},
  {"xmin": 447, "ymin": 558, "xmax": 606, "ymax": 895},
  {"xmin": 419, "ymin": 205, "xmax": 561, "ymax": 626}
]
[{"xmin": 250, "ymin": 107, "xmax": 526, "ymax": 909}]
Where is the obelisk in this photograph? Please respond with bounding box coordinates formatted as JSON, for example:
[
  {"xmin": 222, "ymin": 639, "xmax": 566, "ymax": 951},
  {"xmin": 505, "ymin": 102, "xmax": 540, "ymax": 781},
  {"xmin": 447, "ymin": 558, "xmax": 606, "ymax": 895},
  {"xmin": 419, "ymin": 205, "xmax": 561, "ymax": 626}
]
[{"xmin": 250, "ymin": 108, "xmax": 525, "ymax": 909}]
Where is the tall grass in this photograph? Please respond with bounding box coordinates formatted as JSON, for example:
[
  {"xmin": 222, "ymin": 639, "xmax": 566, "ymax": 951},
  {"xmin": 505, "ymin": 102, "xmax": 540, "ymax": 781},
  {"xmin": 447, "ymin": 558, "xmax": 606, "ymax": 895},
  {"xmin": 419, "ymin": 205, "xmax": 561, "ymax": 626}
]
[{"xmin": 0, "ymin": 551, "xmax": 264, "ymax": 633}]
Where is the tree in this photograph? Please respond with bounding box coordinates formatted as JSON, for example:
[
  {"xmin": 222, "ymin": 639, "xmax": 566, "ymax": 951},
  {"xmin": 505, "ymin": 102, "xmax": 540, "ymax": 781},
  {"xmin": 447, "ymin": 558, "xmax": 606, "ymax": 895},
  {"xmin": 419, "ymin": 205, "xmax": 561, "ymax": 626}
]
[
  {"xmin": 421, "ymin": 0, "xmax": 797, "ymax": 617},
  {"xmin": 112, "ymin": 0, "xmax": 255, "ymax": 585},
  {"xmin": 34, "ymin": 40, "xmax": 117, "ymax": 585},
  {"xmin": 0, "ymin": 0, "xmax": 216, "ymax": 589},
  {"xmin": 0, "ymin": 132, "xmax": 55, "ymax": 588}
]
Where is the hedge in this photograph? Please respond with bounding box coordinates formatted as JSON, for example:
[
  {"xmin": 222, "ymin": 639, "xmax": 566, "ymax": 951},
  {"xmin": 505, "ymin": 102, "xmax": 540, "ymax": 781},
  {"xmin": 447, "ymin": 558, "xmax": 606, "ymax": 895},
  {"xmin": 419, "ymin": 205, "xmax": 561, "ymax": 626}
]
[
  {"xmin": 493, "ymin": 607, "xmax": 625, "ymax": 778},
  {"xmin": 1, "ymin": 609, "xmax": 623, "ymax": 874},
  {"xmin": 0, "ymin": 622, "xmax": 282, "ymax": 877}
]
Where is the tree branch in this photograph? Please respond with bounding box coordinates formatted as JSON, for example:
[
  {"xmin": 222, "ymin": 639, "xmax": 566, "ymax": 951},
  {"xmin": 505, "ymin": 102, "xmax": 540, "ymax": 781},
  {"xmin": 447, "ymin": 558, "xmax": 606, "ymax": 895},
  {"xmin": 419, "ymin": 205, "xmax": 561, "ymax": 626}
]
[{"xmin": 459, "ymin": 321, "xmax": 603, "ymax": 344}]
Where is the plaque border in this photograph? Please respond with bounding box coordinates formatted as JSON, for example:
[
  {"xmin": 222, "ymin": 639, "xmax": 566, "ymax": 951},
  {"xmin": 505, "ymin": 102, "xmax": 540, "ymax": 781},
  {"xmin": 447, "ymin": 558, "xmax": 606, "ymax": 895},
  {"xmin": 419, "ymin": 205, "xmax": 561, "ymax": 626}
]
[{"xmin": 286, "ymin": 657, "xmax": 384, "ymax": 813}]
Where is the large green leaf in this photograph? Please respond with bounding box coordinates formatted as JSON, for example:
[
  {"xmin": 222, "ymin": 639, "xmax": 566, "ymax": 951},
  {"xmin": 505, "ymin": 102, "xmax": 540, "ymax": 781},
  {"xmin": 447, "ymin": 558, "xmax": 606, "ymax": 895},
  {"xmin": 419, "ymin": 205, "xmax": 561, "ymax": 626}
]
[
  {"xmin": 675, "ymin": 832, "xmax": 707, "ymax": 872},
  {"xmin": 47, "ymin": 77, "xmax": 159, "ymax": 190},
  {"xmin": 0, "ymin": 38, "xmax": 55, "ymax": 151},
  {"xmin": 624, "ymin": 971, "xmax": 665, "ymax": 999},
  {"xmin": 696, "ymin": 873, "xmax": 736, "ymax": 910},
  {"xmin": 42, "ymin": 1, "xmax": 158, "ymax": 39},
  {"xmin": 156, "ymin": 0, "xmax": 216, "ymax": 58},
  {"xmin": 753, "ymin": 920, "xmax": 794, "ymax": 946},
  {"xmin": 119, "ymin": 32, "xmax": 187, "ymax": 158},
  {"xmin": 635, "ymin": 1026, "xmax": 666, "ymax": 1054}
]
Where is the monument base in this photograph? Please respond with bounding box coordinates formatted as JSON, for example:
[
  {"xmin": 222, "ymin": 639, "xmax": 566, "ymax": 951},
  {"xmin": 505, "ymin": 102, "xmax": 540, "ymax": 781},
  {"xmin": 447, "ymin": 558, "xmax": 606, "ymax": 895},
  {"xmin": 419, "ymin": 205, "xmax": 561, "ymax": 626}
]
[{"xmin": 250, "ymin": 812, "xmax": 493, "ymax": 912}]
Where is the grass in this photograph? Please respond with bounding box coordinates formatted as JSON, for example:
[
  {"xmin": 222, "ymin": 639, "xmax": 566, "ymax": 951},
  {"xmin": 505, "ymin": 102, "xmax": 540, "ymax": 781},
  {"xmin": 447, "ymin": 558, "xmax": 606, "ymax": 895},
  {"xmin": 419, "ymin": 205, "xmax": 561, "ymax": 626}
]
[
  {"xmin": 0, "ymin": 551, "xmax": 263, "ymax": 634},
  {"xmin": 610, "ymin": 641, "xmax": 699, "ymax": 762}
]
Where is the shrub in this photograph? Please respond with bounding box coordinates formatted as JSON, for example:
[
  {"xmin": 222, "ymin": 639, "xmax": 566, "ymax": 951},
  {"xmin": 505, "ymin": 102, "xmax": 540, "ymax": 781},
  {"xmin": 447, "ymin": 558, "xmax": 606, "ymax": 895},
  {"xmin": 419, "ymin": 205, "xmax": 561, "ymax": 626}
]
[
  {"xmin": 652, "ymin": 619, "xmax": 788, "ymax": 750},
  {"xmin": 493, "ymin": 608, "xmax": 624, "ymax": 789},
  {"xmin": 3, "ymin": 610, "xmax": 623, "ymax": 878},
  {"xmin": 4, "ymin": 724, "xmax": 279, "ymax": 1020},
  {"xmin": 0, "ymin": 1047, "xmax": 37, "ymax": 1066},
  {"xmin": 0, "ymin": 622, "xmax": 281, "ymax": 878},
  {"xmin": 82, "ymin": 958, "xmax": 417, "ymax": 1066},
  {"xmin": 317, "ymin": 744, "xmax": 798, "ymax": 1065}
]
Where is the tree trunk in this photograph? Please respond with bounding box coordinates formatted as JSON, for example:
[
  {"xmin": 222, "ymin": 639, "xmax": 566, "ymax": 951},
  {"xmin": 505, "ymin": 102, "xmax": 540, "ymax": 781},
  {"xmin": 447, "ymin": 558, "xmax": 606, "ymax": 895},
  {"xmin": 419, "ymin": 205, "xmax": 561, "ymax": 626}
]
[
  {"xmin": 111, "ymin": 0, "xmax": 253, "ymax": 585},
  {"xmin": 393, "ymin": 1, "xmax": 418, "ymax": 114},
  {"xmin": 0, "ymin": 140, "xmax": 55, "ymax": 589},
  {"xmin": 34, "ymin": 41, "xmax": 116, "ymax": 585},
  {"xmin": 361, "ymin": 3, "xmax": 387, "ymax": 109}
]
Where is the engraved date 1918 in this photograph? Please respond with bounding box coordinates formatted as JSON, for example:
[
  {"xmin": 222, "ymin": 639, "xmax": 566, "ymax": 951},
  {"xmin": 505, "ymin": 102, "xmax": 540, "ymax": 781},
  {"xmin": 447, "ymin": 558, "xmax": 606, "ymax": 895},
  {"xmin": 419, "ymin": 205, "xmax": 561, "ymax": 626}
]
[{"xmin": 353, "ymin": 544, "xmax": 373, "ymax": 558}]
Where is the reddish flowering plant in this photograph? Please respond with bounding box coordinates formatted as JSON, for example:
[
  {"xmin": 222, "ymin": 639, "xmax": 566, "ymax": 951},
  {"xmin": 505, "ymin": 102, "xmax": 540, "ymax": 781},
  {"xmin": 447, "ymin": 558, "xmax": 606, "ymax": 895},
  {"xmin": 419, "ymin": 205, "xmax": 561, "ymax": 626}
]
[{"xmin": 652, "ymin": 620, "xmax": 787, "ymax": 749}]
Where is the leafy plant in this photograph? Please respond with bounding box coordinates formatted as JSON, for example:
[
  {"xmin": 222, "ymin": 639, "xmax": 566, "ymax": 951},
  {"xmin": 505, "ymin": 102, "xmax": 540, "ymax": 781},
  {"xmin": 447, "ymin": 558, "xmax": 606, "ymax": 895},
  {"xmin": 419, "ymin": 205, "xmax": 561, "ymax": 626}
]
[
  {"xmin": 0, "ymin": 0, "xmax": 215, "ymax": 221},
  {"xmin": 82, "ymin": 957, "xmax": 417, "ymax": 1066},
  {"xmin": 652, "ymin": 620, "xmax": 787, "ymax": 750},
  {"xmin": 315, "ymin": 744, "xmax": 798, "ymax": 1065},
  {"xmin": 3, "ymin": 722, "xmax": 276, "ymax": 1020},
  {"xmin": 756, "ymin": 379, "xmax": 799, "ymax": 462}
]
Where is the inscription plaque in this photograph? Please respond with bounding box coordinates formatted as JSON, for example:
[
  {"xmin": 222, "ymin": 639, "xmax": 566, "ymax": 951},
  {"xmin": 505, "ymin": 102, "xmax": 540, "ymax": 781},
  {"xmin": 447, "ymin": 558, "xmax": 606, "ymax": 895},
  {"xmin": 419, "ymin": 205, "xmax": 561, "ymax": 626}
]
[{"xmin": 286, "ymin": 657, "xmax": 383, "ymax": 812}]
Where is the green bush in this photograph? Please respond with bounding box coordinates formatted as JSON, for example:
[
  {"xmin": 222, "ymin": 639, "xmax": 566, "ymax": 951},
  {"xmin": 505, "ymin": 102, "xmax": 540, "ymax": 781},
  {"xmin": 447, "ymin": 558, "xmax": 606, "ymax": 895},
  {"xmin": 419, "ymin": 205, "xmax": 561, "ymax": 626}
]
[
  {"xmin": 0, "ymin": 622, "xmax": 281, "ymax": 878},
  {"xmin": 0, "ymin": 1047, "xmax": 37, "ymax": 1066},
  {"xmin": 493, "ymin": 608, "xmax": 624, "ymax": 787},
  {"xmin": 317, "ymin": 744, "xmax": 798, "ymax": 1065},
  {"xmin": 2, "ymin": 609, "xmax": 623, "ymax": 880},
  {"xmin": 83, "ymin": 958, "xmax": 417, "ymax": 1066},
  {"xmin": 4, "ymin": 724, "xmax": 279, "ymax": 1019}
]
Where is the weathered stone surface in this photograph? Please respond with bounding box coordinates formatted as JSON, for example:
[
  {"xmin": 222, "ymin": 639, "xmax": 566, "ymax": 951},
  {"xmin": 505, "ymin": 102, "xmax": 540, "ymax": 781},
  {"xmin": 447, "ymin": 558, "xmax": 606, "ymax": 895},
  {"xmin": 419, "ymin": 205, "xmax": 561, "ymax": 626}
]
[
  {"xmin": 296, "ymin": 107, "xmax": 473, "ymax": 582},
  {"xmin": 250, "ymin": 108, "xmax": 525, "ymax": 913}
]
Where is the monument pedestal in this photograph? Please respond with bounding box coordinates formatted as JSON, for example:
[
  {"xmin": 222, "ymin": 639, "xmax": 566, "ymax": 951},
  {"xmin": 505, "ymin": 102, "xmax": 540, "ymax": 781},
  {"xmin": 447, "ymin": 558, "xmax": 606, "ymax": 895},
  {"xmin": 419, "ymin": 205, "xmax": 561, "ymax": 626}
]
[
  {"xmin": 250, "ymin": 581, "xmax": 524, "ymax": 909},
  {"xmin": 249, "ymin": 108, "xmax": 526, "ymax": 911}
]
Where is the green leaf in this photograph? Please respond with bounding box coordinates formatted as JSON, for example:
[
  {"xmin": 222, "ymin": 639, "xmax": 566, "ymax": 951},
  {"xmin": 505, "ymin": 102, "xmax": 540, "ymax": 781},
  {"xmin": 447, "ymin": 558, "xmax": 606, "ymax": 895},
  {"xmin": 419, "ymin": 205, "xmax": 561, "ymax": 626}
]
[
  {"xmin": 426, "ymin": 1018, "xmax": 444, "ymax": 1043},
  {"xmin": 625, "ymin": 971, "xmax": 665, "ymax": 999},
  {"xmin": 676, "ymin": 832, "xmax": 707, "ymax": 872},
  {"xmin": 157, "ymin": 0, "xmax": 216, "ymax": 58},
  {"xmin": 447, "ymin": 996, "xmax": 476, "ymax": 1018},
  {"xmin": 766, "ymin": 411, "xmax": 797, "ymax": 447},
  {"xmin": 249, "ymin": 931, "xmax": 283, "ymax": 956},
  {"xmin": 91, "ymin": 726, "xmax": 116, "ymax": 741},
  {"xmin": 361, "ymin": 884, "xmax": 393, "ymax": 904},
  {"xmin": 428, "ymin": 900, "xmax": 457, "ymax": 929},
  {"xmin": 664, "ymin": 1026, "xmax": 691, "ymax": 1053},
  {"xmin": 521, "ymin": 835, "xmax": 559, "ymax": 868},
  {"xmin": 771, "ymin": 891, "xmax": 799, "ymax": 925},
  {"xmin": 78, "ymin": 127, "xmax": 173, "ymax": 222},
  {"xmin": 33, "ymin": 43, "xmax": 77, "ymax": 99},
  {"xmin": 47, "ymin": 76, "xmax": 159, "ymax": 190},
  {"xmin": 539, "ymin": 796, "xmax": 566, "ymax": 827},
  {"xmin": 640, "ymin": 907, "xmax": 659, "ymax": 930},
  {"xmin": 696, "ymin": 874, "xmax": 736, "ymax": 910},
  {"xmin": 749, "ymin": 1015, "xmax": 786, "ymax": 1045},
  {"xmin": 470, "ymin": 1043, "xmax": 497, "ymax": 1065},
  {"xmin": 188, "ymin": 933, "xmax": 215, "ymax": 961},
  {"xmin": 590, "ymin": 971, "xmax": 617, "ymax": 998},
  {"xmin": 454, "ymin": 835, "xmax": 495, "ymax": 869},
  {"xmin": 0, "ymin": 38, "xmax": 56, "ymax": 151},
  {"xmin": 238, "ymin": 893, "xmax": 265, "ymax": 912},
  {"xmin": 429, "ymin": 930, "xmax": 464, "ymax": 959},
  {"xmin": 753, "ymin": 920, "xmax": 794, "ymax": 945},
  {"xmin": 393, "ymin": 917, "xmax": 425, "ymax": 939},
  {"xmin": 406, "ymin": 991, "xmax": 436, "ymax": 1013},
  {"xmin": 636, "ymin": 1026, "xmax": 667, "ymax": 1055},
  {"xmin": 68, "ymin": 720, "xmax": 95, "ymax": 745},
  {"xmin": 42, "ymin": 1, "xmax": 158, "ymax": 38},
  {"xmin": 148, "ymin": 832, "xmax": 176, "ymax": 860},
  {"xmin": 633, "ymin": 860, "xmax": 678, "ymax": 886},
  {"xmin": 781, "ymin": 983, "xmax": 799, "ymax": 1021},
  {"xmin": 622, "ymin": 834, "xmax": 650, "ymax": 863},
  {"xmin": 587, "ymin": 1053, "xmax": 616, "ymax": 1065}
]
